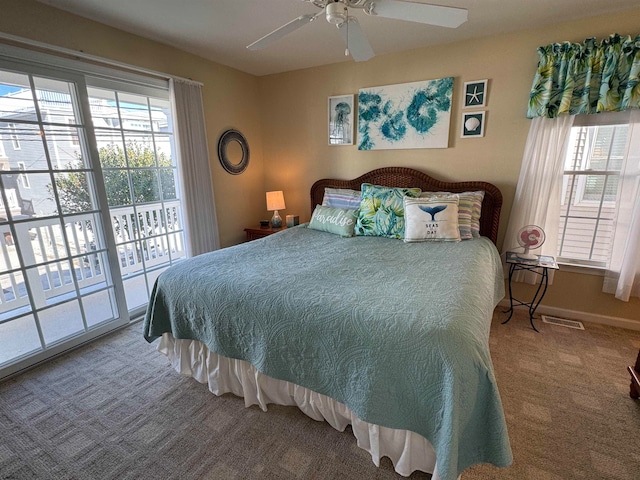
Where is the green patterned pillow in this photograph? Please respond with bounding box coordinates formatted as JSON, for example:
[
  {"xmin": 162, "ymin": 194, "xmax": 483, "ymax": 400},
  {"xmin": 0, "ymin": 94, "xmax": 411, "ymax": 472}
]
[
  {"xmin": 309, "ymin": 205, "xmax": 358, "ymax": 237},
  {"xmin": 355, "ymin": 183, "xmax": 421, "ymax": 238},
  {"xmin": 404, "ymin": 195, "xmax": 461, "ymax": 242}
]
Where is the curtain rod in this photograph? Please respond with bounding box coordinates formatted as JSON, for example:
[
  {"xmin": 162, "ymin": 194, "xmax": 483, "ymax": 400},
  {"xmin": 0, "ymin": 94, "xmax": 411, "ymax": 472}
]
[{"xmin": 0, "ymin": 31, "xmax": 203, "ymax": 87}]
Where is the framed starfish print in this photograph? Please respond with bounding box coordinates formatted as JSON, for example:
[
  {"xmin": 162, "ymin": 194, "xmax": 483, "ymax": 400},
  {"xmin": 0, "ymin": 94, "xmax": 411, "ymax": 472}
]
[{"xmin": 463, "ymin": 79, "xmax": 488, "ymax": 108}]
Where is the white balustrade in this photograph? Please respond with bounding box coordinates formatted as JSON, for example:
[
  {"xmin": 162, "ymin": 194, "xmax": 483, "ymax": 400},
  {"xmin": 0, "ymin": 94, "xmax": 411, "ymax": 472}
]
[{"xmin": 0, "ymin": 201, "xmax": 185, "ymax": 317}]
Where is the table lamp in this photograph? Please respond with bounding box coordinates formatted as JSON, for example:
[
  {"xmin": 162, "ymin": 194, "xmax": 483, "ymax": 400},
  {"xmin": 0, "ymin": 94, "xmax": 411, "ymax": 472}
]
[{"xmin": 266, "ymin": 190, "xmax": 286, "ymax": 228}]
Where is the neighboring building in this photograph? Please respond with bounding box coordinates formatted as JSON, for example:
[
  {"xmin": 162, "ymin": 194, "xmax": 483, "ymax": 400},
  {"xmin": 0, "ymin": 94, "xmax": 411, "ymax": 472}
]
[{"xmin": 0, "ymin": 87, "xmax": 170, "ymax": 218}]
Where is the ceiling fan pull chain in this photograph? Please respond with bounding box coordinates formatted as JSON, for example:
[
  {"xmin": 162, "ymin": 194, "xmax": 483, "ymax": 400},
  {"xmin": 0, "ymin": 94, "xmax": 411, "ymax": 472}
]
[{"xmin": 345, "ymin": 16, "xmax": 350, "ymax": 56}]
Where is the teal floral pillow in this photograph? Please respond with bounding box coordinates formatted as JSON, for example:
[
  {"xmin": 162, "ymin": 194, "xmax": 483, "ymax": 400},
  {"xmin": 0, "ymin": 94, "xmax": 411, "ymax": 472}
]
[{"xmin": 355, "ymin": 183, "xmax": 421, "ymax": 238}]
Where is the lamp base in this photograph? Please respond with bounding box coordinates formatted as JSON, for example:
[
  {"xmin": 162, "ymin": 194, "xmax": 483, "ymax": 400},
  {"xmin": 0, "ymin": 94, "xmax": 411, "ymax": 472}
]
[{"xmin": 270, "ymin": 210, "xmax": 282, "ymax": 228}]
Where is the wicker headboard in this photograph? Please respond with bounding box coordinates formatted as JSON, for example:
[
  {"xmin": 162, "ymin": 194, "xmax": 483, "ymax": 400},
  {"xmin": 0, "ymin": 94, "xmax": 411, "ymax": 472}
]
[{"xmin": 310, "ymin": 167, "xmax": 503, "ymax": 245}]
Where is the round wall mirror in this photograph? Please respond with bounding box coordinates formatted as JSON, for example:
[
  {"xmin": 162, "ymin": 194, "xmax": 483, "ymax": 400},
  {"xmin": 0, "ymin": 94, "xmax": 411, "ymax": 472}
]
[{"xmin": 218, "ymin": 129, "xmax": 249, "ymax": 175}]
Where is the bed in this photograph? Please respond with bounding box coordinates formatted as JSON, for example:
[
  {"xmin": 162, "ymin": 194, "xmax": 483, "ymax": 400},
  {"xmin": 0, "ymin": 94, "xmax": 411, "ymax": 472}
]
[{"xmin": 143, "ymin": 167, "xmax": 512, "ymax": 480}]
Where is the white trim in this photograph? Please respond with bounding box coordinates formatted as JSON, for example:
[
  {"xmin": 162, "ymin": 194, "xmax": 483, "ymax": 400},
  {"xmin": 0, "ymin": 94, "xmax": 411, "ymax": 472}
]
[
  {"xmin": 497, "ymin": 299, "xmax": 640, "ymax": 331},
  {"xmin": 573, "ymin": 110, "xmax": 630, "ymax": 127},
  {"xmin": 555, "ymin": 261, "xmax": 605, "ymax": 275},
  {"xmin": 0, "ymin": 32, "xmax": 202, "ymax": 88},
  {"xmin": 86, "ymin": 76, "xmax": 169, "ymax": 100}
]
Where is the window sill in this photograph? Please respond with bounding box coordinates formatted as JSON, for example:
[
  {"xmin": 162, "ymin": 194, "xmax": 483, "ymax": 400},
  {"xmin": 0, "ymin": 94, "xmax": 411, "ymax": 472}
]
[{"xmin": 556, "ymin": 261, "xmax": 605, "ymax": 276}]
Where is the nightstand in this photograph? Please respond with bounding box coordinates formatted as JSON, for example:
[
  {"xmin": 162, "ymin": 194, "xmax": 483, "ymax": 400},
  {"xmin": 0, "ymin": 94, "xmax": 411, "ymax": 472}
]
[
  {"xmin": 502, "ymin": 251, "xmax": 559, "ymax": 332},
  {"xmin": 244, "ymin": 226, "xmax": 286, "ymax": 241}
]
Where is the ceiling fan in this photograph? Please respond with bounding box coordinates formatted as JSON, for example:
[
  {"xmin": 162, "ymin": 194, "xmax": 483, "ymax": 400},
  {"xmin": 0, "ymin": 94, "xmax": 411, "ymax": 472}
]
[{"xmin": 246, "ymin": 0, "xmax": 468, "ymax": 62}]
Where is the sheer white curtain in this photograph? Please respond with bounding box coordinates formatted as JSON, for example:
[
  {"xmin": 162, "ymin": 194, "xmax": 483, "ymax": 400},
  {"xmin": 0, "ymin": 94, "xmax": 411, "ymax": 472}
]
[
  {"xmin": 603, "ymin": 109, "xmax": 640, "ymax": 301},
  {"xmin": 171, "ymin": 78, "xmax": 220, "ymax": 257},
  {"xmin": 503, "ymin": 115, "xmax": 574, "ymax": 283}
]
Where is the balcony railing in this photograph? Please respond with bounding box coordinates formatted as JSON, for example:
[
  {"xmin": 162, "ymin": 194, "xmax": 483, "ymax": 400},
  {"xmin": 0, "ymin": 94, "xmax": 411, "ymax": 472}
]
[{"xmin": 0, "ymin": 201, "xmax": 185, "ymax": 319}]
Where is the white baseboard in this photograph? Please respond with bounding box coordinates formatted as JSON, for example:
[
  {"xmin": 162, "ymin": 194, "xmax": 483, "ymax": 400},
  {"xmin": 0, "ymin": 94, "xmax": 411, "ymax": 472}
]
[{"xmin": 497, "ymin": 299, "xmax": 640, "ymax": 332}]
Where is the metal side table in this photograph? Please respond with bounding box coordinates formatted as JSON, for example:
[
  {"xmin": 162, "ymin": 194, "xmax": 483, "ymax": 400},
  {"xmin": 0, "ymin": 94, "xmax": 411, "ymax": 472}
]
[{"xmin": 502, "ymin": 252, "xmax": 559, "ymax": 332}]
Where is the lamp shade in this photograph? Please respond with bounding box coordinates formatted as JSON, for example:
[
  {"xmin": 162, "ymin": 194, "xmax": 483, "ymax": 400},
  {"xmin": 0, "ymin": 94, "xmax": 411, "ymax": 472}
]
[{"xmin": 266, "ymin": 191, "xmax": 286, "ymax": 211}]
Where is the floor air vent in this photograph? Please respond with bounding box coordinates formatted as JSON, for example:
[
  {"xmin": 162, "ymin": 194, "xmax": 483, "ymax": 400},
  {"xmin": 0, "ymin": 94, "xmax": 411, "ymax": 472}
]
[{"xmin": 541, "ymin": 315, "xmax": 585, "ymax": 330}]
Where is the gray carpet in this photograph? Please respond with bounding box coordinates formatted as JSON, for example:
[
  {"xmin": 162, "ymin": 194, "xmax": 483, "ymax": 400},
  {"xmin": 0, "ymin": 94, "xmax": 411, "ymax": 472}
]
[{"xmin": 1, "ymin": 310, "xmax": 639, "ymax": 480}]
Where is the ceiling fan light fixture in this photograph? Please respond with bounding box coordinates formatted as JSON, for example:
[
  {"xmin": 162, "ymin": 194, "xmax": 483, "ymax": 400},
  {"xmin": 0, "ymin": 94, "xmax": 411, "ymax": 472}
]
[
  {"xmin": 247, "ymin": 0, "xmax": 468, "ymax": 61},
  {"xmin": 326, "ymin": 1, "xmax": 348, "ymax": 25}
]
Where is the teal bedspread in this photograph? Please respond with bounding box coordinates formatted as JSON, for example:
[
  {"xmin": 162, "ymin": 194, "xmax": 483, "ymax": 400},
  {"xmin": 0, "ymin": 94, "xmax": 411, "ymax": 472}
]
[{"xmin": 144, "ymin": 226, "xmax": 512, "ymax": 479}]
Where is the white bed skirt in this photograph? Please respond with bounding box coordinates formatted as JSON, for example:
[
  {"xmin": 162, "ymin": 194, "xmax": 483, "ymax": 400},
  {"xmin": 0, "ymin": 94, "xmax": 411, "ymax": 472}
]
[{"xmin": 158, "ymin": 333, "xmax": 453, "ymax": 479}]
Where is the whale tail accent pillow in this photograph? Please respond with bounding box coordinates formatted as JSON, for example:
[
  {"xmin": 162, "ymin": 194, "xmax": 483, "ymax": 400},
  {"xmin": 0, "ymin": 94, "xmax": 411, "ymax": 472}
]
[{"xmin": 404, "ymin": 195, "xmax": 461, "ymax": 242}]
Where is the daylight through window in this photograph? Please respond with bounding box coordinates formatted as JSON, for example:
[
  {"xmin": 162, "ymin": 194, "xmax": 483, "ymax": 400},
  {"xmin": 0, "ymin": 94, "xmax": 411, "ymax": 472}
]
[{"xmin": 557, "ymin": 116, "xmax": 630, "ymax": 267}]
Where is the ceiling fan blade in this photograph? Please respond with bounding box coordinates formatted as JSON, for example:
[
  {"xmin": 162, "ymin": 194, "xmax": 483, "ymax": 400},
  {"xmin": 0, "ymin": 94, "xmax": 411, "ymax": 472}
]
[
  {"xmin": 368, "ymin": 1, "xmax": 468, "ymax": 28},
  {"xmin": 338, "ymin": 18, "xmax": 374, "ymax": 62},
  {"xmin": 247, "ymin": 13, "xmax": 320, "ymax": 50}
]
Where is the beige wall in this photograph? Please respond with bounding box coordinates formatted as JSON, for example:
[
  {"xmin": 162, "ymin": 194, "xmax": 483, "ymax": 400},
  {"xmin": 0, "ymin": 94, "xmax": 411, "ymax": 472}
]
[
  {"xmin": 257, "ymin": 8, "xmax": 640, "ymax": 324},
  {"xmin": 0, "ymin": 0, "xmax": 265, "ymax": 248},
  {"xmin": 1, "ymin": 1, "xmax": 639, "ymax": 324}
]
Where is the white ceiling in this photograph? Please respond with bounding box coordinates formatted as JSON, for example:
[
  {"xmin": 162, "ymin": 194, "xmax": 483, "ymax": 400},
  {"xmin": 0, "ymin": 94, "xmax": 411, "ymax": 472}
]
[{"xmin": 36, "ymin": 0, "xmax": 639, "ymax": 77}]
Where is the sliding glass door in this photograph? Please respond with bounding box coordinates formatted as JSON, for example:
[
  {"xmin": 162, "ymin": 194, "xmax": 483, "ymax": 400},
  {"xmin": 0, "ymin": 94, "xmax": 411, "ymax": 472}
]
[
  {"xmin": 0, "ymin": 52, "xmax": 188, "ymax": 378},
  {"xmin": 85, "ymin": 82, "xmax": 185, "ymax": 316},
  {"xmin": 0, "ymin": 61, "xmax": 128, "ymax": 376}
]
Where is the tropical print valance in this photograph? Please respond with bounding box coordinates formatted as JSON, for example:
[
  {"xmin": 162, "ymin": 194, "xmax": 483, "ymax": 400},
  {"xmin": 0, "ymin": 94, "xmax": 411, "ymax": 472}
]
[{"xmin": 527, "ymin": 34, "xmax": 640, "ymax": 118}]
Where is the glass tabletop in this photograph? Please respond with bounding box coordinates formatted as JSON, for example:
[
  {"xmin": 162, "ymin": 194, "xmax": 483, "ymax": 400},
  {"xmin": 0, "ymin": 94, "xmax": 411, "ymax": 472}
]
[{"xmin": 506, "ymin": 251, "xmax": 559, "ymax": 269}]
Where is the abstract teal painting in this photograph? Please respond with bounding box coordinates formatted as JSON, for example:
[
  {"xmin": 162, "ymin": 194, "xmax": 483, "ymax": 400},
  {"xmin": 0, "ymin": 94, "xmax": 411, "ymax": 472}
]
[{"xmin": 358, "ymin": 77, "xmax": 453, "ymax": 150}]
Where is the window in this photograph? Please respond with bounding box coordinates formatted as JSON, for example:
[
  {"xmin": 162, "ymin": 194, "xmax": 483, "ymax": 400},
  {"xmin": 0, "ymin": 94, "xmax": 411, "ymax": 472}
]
[
  {"xmin": 557, "ymin": 113, "xmax": 631, "ymax": 267},
  {"xmin": 0, "ymin": 187, "xmax": 19, "ymax": 211},
  {"xmin": 9, "ymin": 123, "xmax": 20, "ymax": 149},
  {"xmin": 17, "ymin": 162, "xmax": 30, "ymax": 188}
]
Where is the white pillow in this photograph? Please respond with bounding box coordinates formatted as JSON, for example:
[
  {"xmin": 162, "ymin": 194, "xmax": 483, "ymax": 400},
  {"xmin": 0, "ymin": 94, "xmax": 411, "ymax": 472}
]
[
  {"xmin": 419, "ymin": 190, "xmax": 484, "ymax": 240},
  {"xmin": 403, "ymin": 195, "xmax": 461, "ymax": 242}
]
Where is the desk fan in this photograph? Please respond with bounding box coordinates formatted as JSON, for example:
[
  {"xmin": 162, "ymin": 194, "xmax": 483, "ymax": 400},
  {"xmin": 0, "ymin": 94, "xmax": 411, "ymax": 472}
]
[{"xmin": 516, "ymin": 225, "xmax": 545, "ymax": 260}]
